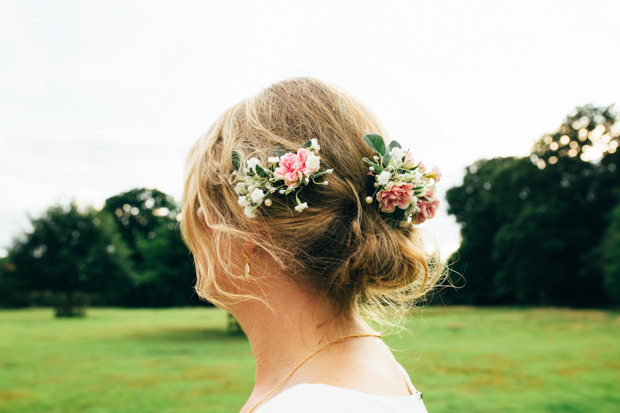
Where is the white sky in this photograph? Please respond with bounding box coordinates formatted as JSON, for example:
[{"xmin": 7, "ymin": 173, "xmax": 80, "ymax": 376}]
[{"xmin": 1, "ymin": 0, "xmax": 619, "ymax": 259}]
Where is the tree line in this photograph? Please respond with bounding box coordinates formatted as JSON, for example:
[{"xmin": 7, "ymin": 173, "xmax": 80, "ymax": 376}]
[
  {"xmin": 1, "ymin": 103, "xmax": 619, "ymax": 315},
  {"xmin": 0, "ymin": 189, "xmax": 202, "ymax": 316},
  {"xmin": 442, "ymin": 104, "xmax": 620, "ymax": 307}
]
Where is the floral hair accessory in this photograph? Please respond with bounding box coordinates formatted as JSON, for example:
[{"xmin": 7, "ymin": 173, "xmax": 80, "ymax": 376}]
[
  {"xmin": 362, "ymin": 133, "xmax": 441, "ymax": 228},
  {"xmin": 232, "ymin": 139, "xmax": 333, "ymax": 218}
]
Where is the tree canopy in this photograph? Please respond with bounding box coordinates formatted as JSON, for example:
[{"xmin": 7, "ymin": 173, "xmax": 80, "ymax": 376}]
[{"xmin": 446, "ymin": 104, "xmax": 620, "ymax": 306}]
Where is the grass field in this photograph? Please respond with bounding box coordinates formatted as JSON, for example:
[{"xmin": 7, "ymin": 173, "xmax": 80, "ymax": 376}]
[{"xmin": 0, "ymin": 306, "xmax": 618, "ymax": 412}]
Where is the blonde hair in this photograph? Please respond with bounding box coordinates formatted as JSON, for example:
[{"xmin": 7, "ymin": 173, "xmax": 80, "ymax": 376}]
[{"xmin": 181, "ymin": 77, "xmax": 445, "ymax": 326}]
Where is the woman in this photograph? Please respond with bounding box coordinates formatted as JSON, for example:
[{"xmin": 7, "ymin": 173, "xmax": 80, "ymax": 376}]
[{"xmin": 181, "ymin": 77, "xmax": 444, "ymax": 412}]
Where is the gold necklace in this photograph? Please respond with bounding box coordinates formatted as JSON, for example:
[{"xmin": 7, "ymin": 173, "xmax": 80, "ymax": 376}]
[{"xmin": 248, "ymin": 333, "xmax": 381, "ymax": 413}]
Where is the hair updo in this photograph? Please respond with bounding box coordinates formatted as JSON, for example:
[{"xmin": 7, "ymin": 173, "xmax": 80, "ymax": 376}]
[{"xmin": 181, "ymin": 77, "xmax": 445, "ymax": 325}]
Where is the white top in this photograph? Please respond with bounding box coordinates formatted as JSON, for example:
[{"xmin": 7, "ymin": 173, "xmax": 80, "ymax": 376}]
[{"xmin": 256, "ymin": 363, "xmax": 427, "ymax": 413}]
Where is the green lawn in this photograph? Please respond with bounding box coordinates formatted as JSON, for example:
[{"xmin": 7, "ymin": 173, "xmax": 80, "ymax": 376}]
[{"xmin": 0, "ymin": 306, "xmax": 618, "ymax": 412}]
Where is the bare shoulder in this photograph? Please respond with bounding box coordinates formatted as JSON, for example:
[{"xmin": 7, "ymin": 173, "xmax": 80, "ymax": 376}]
[{"xmin": 294, "ymin": 337, "xmax": 414, "ymax": 397}]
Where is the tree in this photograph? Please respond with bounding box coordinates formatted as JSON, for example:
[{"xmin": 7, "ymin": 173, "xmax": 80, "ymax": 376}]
[
  {"xmin": 600, "ymin": 201, "xmax": 620, "ymax": 304},
  {"xmin": 0, "ymin": 256, "xmax": 30, "ymax": 308},
  {"xmin": 7, "ymin": 202, "xmax": 133, "ymax": 316},
  {"xmin": 104, "ymin": 188, "xmax": 200, "ymax": 307},
  {"xmin": 445, "ymin": 157, "xmax": 527, "ymax": 304},
  {"xmin": 131, "ymin": 219, "xmax": 202, "ymax": 306},
  {"xmin": 103, "ymin": 188, "xmax": 178, "ymax": 264},
  {"xmin": 531, "ymin": 103, "xmax": 619, "ymax": 168},
  {"xmin": 446, "ymin": 104, "xmax": 619, "ymax": 306}
]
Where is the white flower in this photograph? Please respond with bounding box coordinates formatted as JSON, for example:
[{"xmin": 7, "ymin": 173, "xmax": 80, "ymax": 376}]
[
  {"xmin": 311, "ymin": 138, "xmax": 320, "ymax": 151},
  {"xmin": 244, "ymin": 206, "xmax": 256, "ymax": 218},
  {"xmin": 250, "ymin": 188, "xmax": 265, "ymax": 204},
  {"xmin": 390, "ymin": 146, "xmax": 406, "ymax": 161},
  {"xmin": 306, "ymin": 154, "xmax": 321, "ymax": 171},
  {"xmin": 238, "ymin": 196, "xmax": 250, "ymax": 207},
  {"xmin": 234, "ymin": 183, "xmax": 246, "ymax": 194},
  {"xmin": 295, "ymin": 202, "xmax": 308, "ymax": 212},
  {"xmin": 377, "ymin": 170, "xmax": 392, "ymax": 186},
  {"xmin": 247, "ymin": 157, "xmax": 261, "ymax": 172},
  {"xmin": 369, "ymin": 166, "xmax": 375, "ymax": 171},
  {"xmin": 268, "ymin": 156, "xmax": 280, "ymax": 163}
]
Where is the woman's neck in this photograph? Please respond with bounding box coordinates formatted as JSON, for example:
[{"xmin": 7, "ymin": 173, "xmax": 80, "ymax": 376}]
[{"xmin": 231, "ymin": 276, "xmax": 373, "ymax": 403}]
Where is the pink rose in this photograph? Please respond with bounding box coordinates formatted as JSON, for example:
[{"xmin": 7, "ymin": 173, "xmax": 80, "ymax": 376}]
[
  {"xmin": 415, "ymin": 196, "xmax": 440, "ymax": 224},
  {"xmin": 274, "ymin": 148, "xmax": 318, "ymax": 186},
  {"xmin": 376, "ymin": 182, "xmax": 415, "ymax": 213}
]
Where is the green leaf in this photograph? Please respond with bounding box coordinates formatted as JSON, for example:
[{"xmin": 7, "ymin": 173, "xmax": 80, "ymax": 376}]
[
  {"xmin": 382, "ymin": 152, "xmax": 391, "ymax": 167},
  {"xmin": 301, "ymin": 140, "xmax": 312, "ymax": 149},
  {"xmin": 363, "ymin": 134, "xmax": 386, "ymax": 156},
  {"xmin": 388, "ymin": 140, "xmax": 402, "ymax": 151},
  {"xmin": 232, "ymin": 151, "xmax": 240, "ymax": 171},
  {"xmin": 255, "ymin": 164, "xmax": 270, "ymax": 178}
]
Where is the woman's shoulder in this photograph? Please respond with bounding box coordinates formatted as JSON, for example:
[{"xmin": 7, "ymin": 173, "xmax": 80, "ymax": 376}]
[{"xmin": 257, "ymin": 380, "xmax": 427, "ymax": 413}]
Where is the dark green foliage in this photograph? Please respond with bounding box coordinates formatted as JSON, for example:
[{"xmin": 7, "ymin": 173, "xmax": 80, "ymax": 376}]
[
  {"xmin": 600, "ymin": 201, "xmax": 620, "ymax": 302},
  {"xmin": 446, "ymin": 104, "xmax": 620, "ymax": 306},
  {"xmin": 131, "ymin": 219, "xmax": 202, "ymax": 307},
  {"xmin": 4, "ymin": 203, "xmax": 133, "ymax": 316},
  {"xmin": 103, "ymin": 188, "xmax": 177, "ymax": 258},
  {"xmin": 1, "ymin": 188, "xmax": 203, "ymax": 311},
  {"xmin": 103, "ymin": 188, "xmax": 201, "ymax": 307}
]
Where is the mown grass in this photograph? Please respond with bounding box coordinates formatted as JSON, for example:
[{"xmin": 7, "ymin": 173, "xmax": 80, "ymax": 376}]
[{"xmin": 0, "ymin": 306, "xmax": 618, "ymax": 412}]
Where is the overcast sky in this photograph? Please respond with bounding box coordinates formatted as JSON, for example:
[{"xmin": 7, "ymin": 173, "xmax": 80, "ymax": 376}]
[{"xmin": 1, "ymin": 0, "xmax": 619, "ymax": 258}]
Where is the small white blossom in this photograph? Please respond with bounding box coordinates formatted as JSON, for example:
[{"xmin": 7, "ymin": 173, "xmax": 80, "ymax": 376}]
[
  {"xmin": 305, "ymin": 178, "xmax": 310, "ymax": 183},
  {"xmin": 390, "ymin": 146, "xmax": 406, "ymax": 161},
  {"xmin": 250, "ymin": 188, "xmax": 265, "ymax": 204},
  {"xmin": 265, "ymin": 182, "xmax": 272, "ymax": 189},
  {"xmin": 322, "ymin": 181, "xmax": 329, "ymax": 185},
  {"xmin": 295, "ymin": 202, "xmax": 308, "ymax": 212},
  {"xmin": 306, "ymin": 154, "xmax": 321, "ymax": 170},
  {"xmin": 311, "ymin": 138, "xmax": 320, "ymax": 151},
  {"xmin": 279, "ymin": 189, "xmax": 286, "ymax": 194},
  {"xmin": 369, "ymin": 166, "xmax": 375, "ymax": 171},
  {"xmin": 247, "ymin": 157, "xmax": 261, "ymax": 172},
  {"xmin": 238, "ymin": 196, "xmax": 250, "ymax": 207},
  {"xmin": 269, "ymin": 187, "xmax": 277, "ymax": 193},
  {"xmin": 235, "ymin": 183, "xmax": 246, "ymax": 194},
  {"xmin": 377, "ymin": 170, "xmax": 391, "ymax": 186},
  {"xmin": 326, "ymin": 168, "xmax": 334, "ymax": 173},
  {"xmin": 244, "ymin": 206, "xmax": 256, "ymax": 218},
  {"xmin": 373, "ymin": 155, "xmax": 380, "ymax": 161},
  {"xmin": 268, "ymin": 156, "xmax": 280, "ymax": 163}
]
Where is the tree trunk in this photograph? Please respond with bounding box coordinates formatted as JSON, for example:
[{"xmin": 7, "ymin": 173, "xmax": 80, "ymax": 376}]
[{"xmin": 55, "ymin": 290, "xmax": 86, "ymax": 317}]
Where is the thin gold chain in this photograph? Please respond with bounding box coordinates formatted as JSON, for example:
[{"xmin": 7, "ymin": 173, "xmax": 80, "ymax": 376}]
[{"xmin": 248, "ymin": 333, "xmax": 381, "ymax": 413}]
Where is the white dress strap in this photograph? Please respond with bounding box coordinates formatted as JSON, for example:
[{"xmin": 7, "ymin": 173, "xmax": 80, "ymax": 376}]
[{"xmin": 396, "ymin": 362, "xmax": 423, "ymax": 401}]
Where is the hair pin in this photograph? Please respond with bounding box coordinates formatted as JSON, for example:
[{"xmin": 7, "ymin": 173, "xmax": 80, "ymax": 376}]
[
  {"xmin": 362, "ymin": 134, "xmax": 441, "ymax": 228},
  {"xmin": 232, "ymin": 139, "xmax": 333, "ymax": 218}
]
